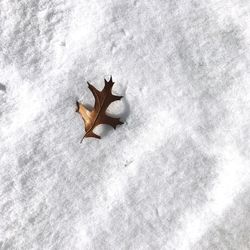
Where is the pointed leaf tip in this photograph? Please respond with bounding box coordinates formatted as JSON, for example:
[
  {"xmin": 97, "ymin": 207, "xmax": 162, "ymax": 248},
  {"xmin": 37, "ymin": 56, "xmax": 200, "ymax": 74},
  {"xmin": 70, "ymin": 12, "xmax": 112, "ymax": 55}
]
[{"xmin": 76, "ymin": 101, "xmax": 80, "ymax": 112}]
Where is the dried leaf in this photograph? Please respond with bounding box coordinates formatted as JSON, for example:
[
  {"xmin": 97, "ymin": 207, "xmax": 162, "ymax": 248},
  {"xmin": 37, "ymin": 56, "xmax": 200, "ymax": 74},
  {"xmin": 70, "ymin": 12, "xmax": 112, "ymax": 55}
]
[{"xmin": 76, "ymin": 76, "xmax": 123, "ymax": 142}]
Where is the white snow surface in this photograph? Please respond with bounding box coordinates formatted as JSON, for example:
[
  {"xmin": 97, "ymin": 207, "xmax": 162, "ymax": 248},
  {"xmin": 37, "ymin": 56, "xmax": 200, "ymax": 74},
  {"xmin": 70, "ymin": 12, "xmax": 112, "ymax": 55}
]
[{"xmin": 0, "ymin": 0, "xmax": 250, "ymax": 249}]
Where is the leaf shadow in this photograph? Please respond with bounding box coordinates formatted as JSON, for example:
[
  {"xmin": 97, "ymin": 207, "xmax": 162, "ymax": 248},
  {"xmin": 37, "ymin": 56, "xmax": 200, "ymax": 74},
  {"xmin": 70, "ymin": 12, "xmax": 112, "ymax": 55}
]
[
  {"xmin": 119, "ymin": 96, "xmax": 130, "ymax": 122},
  {"xmin": 83, "ymin": 103, "xmax": 92, "ymax": 111}
]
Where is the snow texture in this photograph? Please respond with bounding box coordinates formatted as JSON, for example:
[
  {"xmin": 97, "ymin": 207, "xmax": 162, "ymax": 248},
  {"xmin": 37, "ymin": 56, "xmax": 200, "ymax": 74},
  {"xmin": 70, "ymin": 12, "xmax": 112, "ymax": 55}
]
[{"xmin": 0, "ymin": 0, "xmax": 250, "ymax": 249}]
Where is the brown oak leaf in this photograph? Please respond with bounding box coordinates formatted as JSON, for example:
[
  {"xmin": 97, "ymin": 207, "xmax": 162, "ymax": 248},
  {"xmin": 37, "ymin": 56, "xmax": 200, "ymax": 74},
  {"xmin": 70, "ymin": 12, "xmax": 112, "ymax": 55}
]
[{"xmin": 76, "ymin": 76, "xmax": 123, "ymax": 142}]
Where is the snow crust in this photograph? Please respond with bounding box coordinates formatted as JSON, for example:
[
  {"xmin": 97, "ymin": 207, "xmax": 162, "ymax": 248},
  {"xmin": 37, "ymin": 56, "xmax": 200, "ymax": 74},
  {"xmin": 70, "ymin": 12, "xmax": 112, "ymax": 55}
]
[{"xmin": 0, "ymin": 0, "xmax": 250, "ymax": 249}]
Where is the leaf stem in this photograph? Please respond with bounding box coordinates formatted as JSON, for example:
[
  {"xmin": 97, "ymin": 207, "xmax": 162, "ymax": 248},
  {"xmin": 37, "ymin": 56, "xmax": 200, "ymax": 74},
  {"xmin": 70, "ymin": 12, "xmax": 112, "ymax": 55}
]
[{"xmin": 80, "ymin": 134, "xmax": 86, "ymax": 143}]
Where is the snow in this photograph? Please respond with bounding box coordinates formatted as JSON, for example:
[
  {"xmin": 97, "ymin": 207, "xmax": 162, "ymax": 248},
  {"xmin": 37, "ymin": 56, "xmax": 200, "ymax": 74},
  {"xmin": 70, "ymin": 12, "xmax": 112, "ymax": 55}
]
[{"xmin": 0, "ymin": 0, "xmax": 250, "ymax": 249}]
